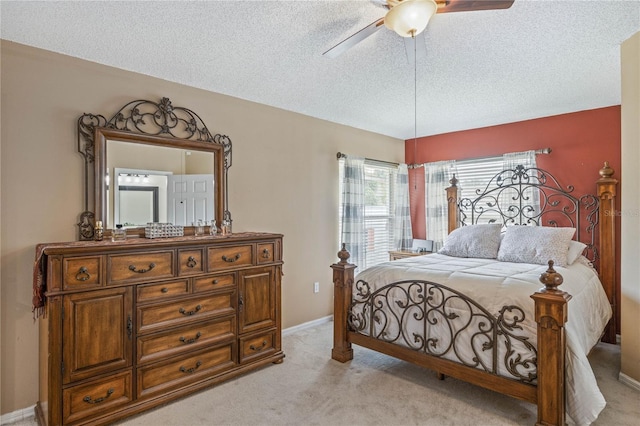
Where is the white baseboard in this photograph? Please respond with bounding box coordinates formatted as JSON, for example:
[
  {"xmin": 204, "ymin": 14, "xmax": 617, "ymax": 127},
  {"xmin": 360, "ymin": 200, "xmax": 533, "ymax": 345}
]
[
  {"xmin": 619, "ymin": 372, "xmax": 640, "ymax": 392},
  {"xmin": 0, "ymin": 405, "xmax": 34, "ymax": 425},
  {"xmin": 282, "ymin": 315, "xmax": 332, "ymax": 336}
]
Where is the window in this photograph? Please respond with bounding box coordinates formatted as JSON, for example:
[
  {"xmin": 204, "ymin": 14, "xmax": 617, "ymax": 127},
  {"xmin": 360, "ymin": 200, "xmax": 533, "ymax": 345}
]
[
  {"xmin": 455, "ymin": 156, "xmax": 505, "ymax": 225},
  {"xmin": 455, "ymin": 152, "xmax": 538, "ymax": 225},
  {"xmin": 424, "ymin": 150, "xmax": 538, "ymax": 247},
  {"xmin": 338, "ymin": 159, "xmax": 399, "ymax": 270}
]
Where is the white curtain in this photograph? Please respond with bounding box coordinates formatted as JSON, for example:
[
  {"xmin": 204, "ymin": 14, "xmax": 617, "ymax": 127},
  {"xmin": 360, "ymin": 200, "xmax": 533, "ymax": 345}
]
[
  {"xmin": 393, "ymin": 164, "xmax": 413, "ymax": 250},
  {"xmin": 502, "ymin": 150, "xmax": 540, "ymax": 225},
  {"xmin": 424, "ymin": 160, "xmax": 457, "ymax": 250},
  {"xmin": 340, "ymin": 156, "xmax": 366, "ymax": 271}
]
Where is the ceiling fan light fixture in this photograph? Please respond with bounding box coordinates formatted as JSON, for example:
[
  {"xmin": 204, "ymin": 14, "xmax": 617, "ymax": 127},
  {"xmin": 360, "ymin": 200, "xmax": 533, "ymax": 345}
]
[{"xmin": 384, "ymin": 0, "xmax": 438, "ymax": 37}]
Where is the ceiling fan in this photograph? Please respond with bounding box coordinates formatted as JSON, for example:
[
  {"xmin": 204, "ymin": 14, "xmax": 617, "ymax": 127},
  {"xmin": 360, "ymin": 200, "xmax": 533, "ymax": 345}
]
[{"xmin": 323, "ymin": 0, "xmax": 515, "ymax": 58}]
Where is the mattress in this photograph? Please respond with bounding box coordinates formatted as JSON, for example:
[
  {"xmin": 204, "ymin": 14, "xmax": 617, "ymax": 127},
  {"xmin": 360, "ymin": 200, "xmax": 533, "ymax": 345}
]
[{"xmin": 352, "ymin": 253, "xmax": 612, "ymax": 425}]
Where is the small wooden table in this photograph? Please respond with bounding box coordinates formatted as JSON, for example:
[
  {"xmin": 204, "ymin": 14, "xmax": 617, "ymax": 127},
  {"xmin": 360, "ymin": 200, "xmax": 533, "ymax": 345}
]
[{"xmin": 388, "ymin": 250, "xmax": 432, "ymax": 261}]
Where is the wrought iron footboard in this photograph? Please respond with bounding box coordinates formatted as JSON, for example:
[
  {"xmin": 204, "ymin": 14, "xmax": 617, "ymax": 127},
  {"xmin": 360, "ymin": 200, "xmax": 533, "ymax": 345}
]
[{"xmin": 348, "ymin": 278, "xmax": 537, "ymax": 383}]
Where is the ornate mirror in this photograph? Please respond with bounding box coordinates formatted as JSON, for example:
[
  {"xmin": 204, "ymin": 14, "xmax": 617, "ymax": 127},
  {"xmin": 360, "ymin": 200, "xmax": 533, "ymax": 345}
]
[{"xmin": 77, "ymin": 97, "xmax": 232, "ymax": 240}]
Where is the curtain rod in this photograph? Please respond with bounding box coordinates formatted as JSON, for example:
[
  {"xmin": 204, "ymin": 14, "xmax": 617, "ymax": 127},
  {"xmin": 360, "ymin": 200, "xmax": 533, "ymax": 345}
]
[
  {"xmin": 407, "ymin": 147, "xmax": 552, "ymax": 169},
  {"xmin": 336, "ymin": 152, "xmax": 399, "ymax": 167}
]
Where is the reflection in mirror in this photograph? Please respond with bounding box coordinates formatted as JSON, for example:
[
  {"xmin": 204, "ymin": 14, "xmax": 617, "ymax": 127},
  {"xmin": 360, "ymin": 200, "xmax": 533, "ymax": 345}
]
[
  {"xmin": 107, "ymin": 141, "xmax": 215, "ymax": 229},
  {"xmin": 112, "ymin": 168, "xmax": 169, "ymax": 226},
  {"xmin": 117, "ymin": 185, "xmax": 160, "ymax": 225}
]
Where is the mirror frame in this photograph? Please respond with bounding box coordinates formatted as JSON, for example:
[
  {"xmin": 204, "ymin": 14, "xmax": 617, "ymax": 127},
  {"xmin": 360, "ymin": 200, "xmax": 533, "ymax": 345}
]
[{"xmin": 77, "ymin": 97, "xmax": 232, "ymax": 240}]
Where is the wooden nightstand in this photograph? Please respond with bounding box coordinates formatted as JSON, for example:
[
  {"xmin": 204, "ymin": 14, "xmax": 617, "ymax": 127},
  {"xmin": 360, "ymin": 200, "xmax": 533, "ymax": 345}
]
[{"xmin": 388, "ymin": 250, "xmax": 432, "ymax": 261}]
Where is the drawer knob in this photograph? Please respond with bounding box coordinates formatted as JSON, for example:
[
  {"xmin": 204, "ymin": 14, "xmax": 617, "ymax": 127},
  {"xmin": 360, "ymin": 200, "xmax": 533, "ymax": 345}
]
[
  {"xmin": 186, "ymin": 256, "xmax": 198, "ymax": 268},
  {"xmin": 129, "ymin": 263, "xmax": 156, "ymax": 273},
  {"xmin": 179, "ymin": 304, "xmax": 202, "ymax": 316},
  {"xmin": 161, "ymin": 287, "xmax": 169, "ymax": 293},
  {"xmin": 75, "ymin": 267, "xmax": 91, "ymax": 282},
  {"xmin": 221, "ymin": 254, "xmax": 241, "ymax": 263},
  {"xmin": 179, "ymin": 332, "xmax": 202, "ymax": 345},
  {"xmin": 179, "ymin": 360, "xmax": 202, "ymax": 374},
  {"xmin": 83, "ymin": 388, "xmax": 114, "ymax": 404},
  {"xmin": 212, "ymin": 279, "xmax": 219, "ymax": 284},
  {"xmin": 249, "ymin": 340, "xmax": 268, "ymax": 351},
  {"xmin": 262, "ymin": 248, "xmax": 270, "ymax": 259}
]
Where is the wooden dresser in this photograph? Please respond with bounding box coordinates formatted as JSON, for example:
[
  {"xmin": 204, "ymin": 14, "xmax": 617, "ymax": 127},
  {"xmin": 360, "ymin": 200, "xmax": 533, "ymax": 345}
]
[{"xmin": 35, "ymin": 232, "xmax": 284, "ymax": 426}]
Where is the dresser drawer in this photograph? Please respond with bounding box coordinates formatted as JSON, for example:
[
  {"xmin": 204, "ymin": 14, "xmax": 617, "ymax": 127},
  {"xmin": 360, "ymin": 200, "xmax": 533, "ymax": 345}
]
[
  {"xmin": 63, "ymin": 256, "xmax": 103, "ymax": 290},
  {"xmin": 193, "ymin": 273, "xmax": 235, "ymax": 293},
  {"xmin": 137, "ymin": 344, "xmax": 236, "ymax": 399},
  {"xmin": 62, "ymin": 370, "xmax": 132, "ymax": 425},
  {"xmin": 256, "ymin": 242, "xmax": 275, "ymax": 264},
  {"xmin": 137, "ymin": 316, "xmax": 236, "ymax": 365},
  {"xmin": 109, "ymin": 251, "xmax": 175, "ymax": 284},
  {"xmin": 239, "ymin": 329, "xmax": 277, "ymax": 364},
  {"xmin": 136, "ymin": 279, "xmax": 189, "ymax": 304},
  {"xmin": 208, "ymin": 245, "xmax": 253, "ymax": 270},
  {"xmin": 137, "ymin": 291, "xmax": 235, "ymax": 334},
  {"xmin": 178, "ymin": 248, "xmax": 204, "ymax": 276}
]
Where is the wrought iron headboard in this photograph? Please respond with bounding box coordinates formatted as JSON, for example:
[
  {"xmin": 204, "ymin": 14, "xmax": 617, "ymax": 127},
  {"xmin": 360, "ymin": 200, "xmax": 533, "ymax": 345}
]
[{"xmin": 454, "ymin": 165, "xmax": 599, "ymax": 265}]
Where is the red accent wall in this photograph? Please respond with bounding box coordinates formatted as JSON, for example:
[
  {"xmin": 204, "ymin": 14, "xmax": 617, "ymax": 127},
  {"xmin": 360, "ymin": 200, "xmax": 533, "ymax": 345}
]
[
  {"xmin": 406, "ymin": 106, "xmax": 621, "ymax": 238},
  {"xmin": 405, "ymin": 105, "xmax": 621, "ymax": 331}
]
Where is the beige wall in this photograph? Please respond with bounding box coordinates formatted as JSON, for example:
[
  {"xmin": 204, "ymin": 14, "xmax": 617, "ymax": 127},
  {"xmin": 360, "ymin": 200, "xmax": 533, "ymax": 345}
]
[
  {"xmin": 0, "ymin": 41, "xmax": 403, "ymax": 414},
  {"xmin": 621, "ymin": 31, "xmax": 640, "ymax": 384}
]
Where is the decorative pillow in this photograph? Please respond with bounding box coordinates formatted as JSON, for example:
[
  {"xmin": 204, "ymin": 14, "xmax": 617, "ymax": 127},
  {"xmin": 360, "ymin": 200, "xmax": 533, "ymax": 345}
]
[
  {"xmin": 438, "ymin": 224, "xmax": 502, "ymax": 259},
  {"xmin": 497, "ymin": 226, "xmax": 576, "ymax": 267},
  {"xmin": 567, "ymin": 240, "xmax": 587, "ymax": 265}
]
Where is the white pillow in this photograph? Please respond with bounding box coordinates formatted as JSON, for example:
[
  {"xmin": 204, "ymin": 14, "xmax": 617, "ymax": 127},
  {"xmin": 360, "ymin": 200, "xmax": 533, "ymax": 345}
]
[
  {"xmin": 567, "ymin": 240, "xmax": 587, "ymax": 265},
  {"xmin": 438, "ymin": 224, "xmax": 502, "ymax": 259},
  {"xmin": 497, "ymin": 226, "xmax": 576, "ymax": 267}
]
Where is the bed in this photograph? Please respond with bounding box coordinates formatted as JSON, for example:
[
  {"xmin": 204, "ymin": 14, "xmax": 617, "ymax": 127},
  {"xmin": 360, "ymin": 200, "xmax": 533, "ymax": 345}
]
[{"xmin": 331, "ymin": 163, "xmax": 618, "ymax": 426}]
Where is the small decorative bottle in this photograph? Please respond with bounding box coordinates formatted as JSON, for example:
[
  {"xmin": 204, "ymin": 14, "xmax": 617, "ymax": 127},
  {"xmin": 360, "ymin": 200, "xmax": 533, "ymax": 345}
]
[
  {"xmin": 194, "ymin": 220, "xmax": 204, "ymax": 236},
  {"xmin": 112, "ymin": 224, "xmax": 127, "ymax": 242},
  {"xmin": 94, "ymin": 221, "xmax": 104, "ymax": 242},
  {"xmin": 209, "ymin": 220, "xmax": 217, "ymax": 236}
]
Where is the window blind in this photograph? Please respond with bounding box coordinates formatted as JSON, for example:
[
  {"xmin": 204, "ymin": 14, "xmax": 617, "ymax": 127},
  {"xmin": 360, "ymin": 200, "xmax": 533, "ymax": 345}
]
[{"xmin": 455, "ymin": 156, "xmax": 504, "ymax": 224}]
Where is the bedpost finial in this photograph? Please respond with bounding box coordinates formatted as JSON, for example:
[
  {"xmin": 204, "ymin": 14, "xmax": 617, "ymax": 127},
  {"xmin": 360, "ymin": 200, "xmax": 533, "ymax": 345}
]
[
  {"xmin": 599, "ymin": 161, "xmax": 614, "ymax": 179},
  {"xmin": 449, "ymin": 174, "xmax": 458, "ymax": 187},
  {"xmin": 337, "ymin": 243, "xmax": 351, "ymax": 264},
  {"xmin": 539, "ymin": 260, "xmax": 563, "ymax": 290}
]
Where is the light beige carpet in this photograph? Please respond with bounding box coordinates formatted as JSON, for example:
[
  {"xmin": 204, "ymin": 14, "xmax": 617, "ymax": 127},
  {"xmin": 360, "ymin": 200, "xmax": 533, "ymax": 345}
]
[{"xmin": 11, "ymin": 321, "xmax": 640, "ymax": 425}]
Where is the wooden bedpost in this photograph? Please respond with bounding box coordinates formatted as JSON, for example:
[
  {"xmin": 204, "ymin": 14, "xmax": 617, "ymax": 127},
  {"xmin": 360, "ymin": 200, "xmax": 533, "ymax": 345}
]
[
  {"xmin": 596, "ymin": 161, "xmax": 618, "ymax": 344},
  {"xmin": 531, "ymin": 261, "xmax": 571, "ymax": 426},
  {"xmin": 331, "ymin": 244, "xmax": 356, "ymax": 362},
  {"xmin": 446, "ymin": 174, "xmax": 460, "ymax": 234}
]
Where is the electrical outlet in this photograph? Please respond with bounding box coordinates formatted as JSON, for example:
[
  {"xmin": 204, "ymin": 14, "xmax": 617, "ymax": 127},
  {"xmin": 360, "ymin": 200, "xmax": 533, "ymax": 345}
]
[{"xmin": 313, "ymin": 282, "xmax": 320, "ymax": 293}]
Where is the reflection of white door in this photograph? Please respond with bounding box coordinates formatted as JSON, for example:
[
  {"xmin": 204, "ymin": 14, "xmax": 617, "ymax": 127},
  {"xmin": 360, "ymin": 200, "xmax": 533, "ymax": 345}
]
[{"xmin": 167, "ymin": 174, "xmax": 215, "ymax": 226}]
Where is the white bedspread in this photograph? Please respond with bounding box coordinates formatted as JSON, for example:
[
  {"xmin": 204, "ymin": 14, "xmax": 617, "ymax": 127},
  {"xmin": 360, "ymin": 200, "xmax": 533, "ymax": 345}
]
[{"xmin": 353, "ymin": 253, "xmax": 612, "ymax": 425}]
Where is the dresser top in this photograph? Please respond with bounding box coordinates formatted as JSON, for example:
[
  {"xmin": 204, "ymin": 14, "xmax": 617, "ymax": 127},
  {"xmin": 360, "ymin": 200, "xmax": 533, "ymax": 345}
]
[{"xmin": 37, "ymin": 232, "xmax": 283, "ymax": 256}]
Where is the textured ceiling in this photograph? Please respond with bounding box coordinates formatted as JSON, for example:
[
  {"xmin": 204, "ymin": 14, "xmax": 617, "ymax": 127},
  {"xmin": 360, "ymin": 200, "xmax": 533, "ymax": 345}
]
[{"xmin": 2, "ymin": 0, "xmax": 639, "ymax": 139}]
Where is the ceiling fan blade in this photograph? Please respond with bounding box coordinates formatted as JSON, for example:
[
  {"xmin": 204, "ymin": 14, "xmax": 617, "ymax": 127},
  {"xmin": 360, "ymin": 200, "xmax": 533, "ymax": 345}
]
[
  {"xmin": 436, "ymin": 0, "xmax": 514, "ymax": 14},
  {"xmin": 323, "ymin": 17, "xmax": 385, "ymax": 58}
]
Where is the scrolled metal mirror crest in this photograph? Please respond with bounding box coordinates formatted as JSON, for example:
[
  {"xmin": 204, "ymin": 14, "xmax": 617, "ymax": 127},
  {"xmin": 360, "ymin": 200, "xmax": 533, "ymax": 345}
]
[{"xmin": 77, "ymin": 97, "xmax": 232, "ymax": 240}]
